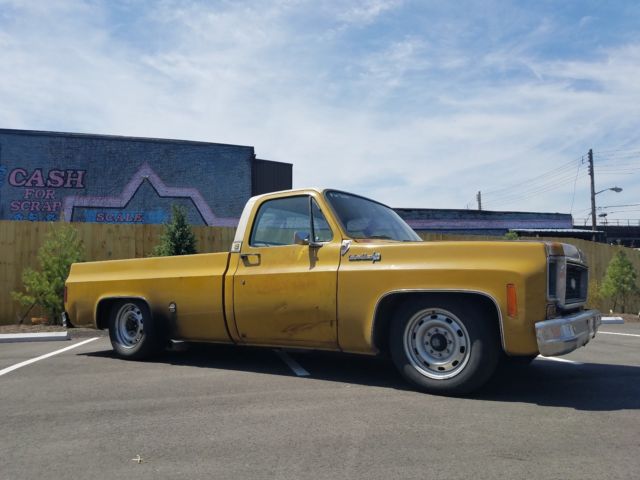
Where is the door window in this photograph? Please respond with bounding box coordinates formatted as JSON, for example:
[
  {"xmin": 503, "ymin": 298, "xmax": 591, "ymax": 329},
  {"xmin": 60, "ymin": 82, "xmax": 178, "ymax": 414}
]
[
  {"xmin": 312, "ymin": 200, "xmax": 333, "ymax": 242},
  {"xmin": 250, "ymin": 196, "xmax": 333, "ymax": 246}
]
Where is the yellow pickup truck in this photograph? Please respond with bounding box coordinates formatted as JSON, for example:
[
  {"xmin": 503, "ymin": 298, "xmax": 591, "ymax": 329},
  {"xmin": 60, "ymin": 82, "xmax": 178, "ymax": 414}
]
[{"xmin": 64, "ymin": 188, "xmax": 601, "ymax": 394}]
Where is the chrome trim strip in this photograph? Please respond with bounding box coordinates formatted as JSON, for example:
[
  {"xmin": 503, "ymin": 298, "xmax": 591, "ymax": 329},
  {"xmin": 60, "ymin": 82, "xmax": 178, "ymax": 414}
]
[{"xmin": 370, "ymin": 289, "xmax": 506, "ymax": 352}]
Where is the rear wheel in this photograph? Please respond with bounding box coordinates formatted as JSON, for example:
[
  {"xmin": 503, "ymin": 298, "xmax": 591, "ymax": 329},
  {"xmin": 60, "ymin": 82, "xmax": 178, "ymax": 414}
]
[
  {"xmin": 390, "ymin": 298, "xmax": 500, "ymax": 395},
  {"xmin": 108, "ymin": 300, "xmax": 165, "ymax": 360}
]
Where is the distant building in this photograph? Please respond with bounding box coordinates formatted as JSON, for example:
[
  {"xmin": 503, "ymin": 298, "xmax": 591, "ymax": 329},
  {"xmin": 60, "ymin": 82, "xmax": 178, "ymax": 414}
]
[
  {"xmin": 394, "ymin": 206, "xmax": 640, "ymax": 245},
  {"xmin": 0, "ymin": 129, "xmax": 291, "ymax": 225},
  {"xmin": 395, "ymin": 207, "xmax": 573, "ymax": 237},
  {"xmin": 598, "ymin": 225, "xmax": 640, "ymax": 247}
]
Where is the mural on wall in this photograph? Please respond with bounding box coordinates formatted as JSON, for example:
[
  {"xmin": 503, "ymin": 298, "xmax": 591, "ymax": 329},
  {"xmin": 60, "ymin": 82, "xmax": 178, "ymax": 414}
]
[
  {"xmin": 6, "ymin": 167, "xmax": 85, "ymax": 221},
  {"xmin": 63, "ymin": 163, "xmax": 237, "ymax": 226},
  {"xmin": 0, "ymin": 130, "xmax": 256, "ymax": 226},
  {"xmin": 0, "ymin": 165, "xmax": 6, "ymax": 211}
]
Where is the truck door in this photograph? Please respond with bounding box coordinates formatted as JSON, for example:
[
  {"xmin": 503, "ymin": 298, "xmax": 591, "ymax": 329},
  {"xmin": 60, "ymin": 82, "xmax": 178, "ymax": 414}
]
[{"xmin": 232, "ymin": 194, "xmax": 340, "ymax": 348}]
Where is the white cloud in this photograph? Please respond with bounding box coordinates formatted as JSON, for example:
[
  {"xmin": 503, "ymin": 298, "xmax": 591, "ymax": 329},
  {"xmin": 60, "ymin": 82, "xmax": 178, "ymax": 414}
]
[
  {"xmin": 0, "ymin": 0, "xmax": 638, "ymax": 222},
  {"xmin": 336, "ymin": 0, "xmax": 403, "ymax": 25}
]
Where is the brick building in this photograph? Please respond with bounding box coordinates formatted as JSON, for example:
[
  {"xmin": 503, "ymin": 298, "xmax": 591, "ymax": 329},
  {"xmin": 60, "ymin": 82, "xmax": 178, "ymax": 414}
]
[{"xmin": 0, "ymin": 129, "xmax": 291, "ymax": 226}]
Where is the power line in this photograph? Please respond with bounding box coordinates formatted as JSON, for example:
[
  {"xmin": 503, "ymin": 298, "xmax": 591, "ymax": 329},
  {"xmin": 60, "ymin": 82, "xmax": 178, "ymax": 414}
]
[
  {"xmin": 479, "ymin": 147, "xmax": 635, "ymax": 213},
  {"xmin": 594, "ymin": 147, "xmax": 640, "ymax": 155},
  {"xmin": 569, "ymin": 161, "xmax": 582, "ymax": 214},
  {"xmin": 596, "ymin": 165, "xmax": 640, "ymax": 170},
  {"xmin": 485, "ymin": 169, "xmax": 588, "ymax": 202},
  {"xmin": 484, "ymin": 178, "xmax": 588, "ymax": 209},
  {"xmin": 482, "ymin": 157, "xmax": 582, "ymax": 196},
  {"xmin": 600, "ymin": 203, "xmax": 640, "ymax": 209},
  {"xmin": 604, "ymin": 209, "xmax": 640, "ymax": 214},
  {"xmin": 597, "ymin": 151, "xmax": 640, "ymax": 157},
  {"xmin": 595, "ymin": 153, "xmax": 640, "ymax": 165},
  {"xmin": 483, "ymin": 171, "xmax": 589, "ymax": 208}
]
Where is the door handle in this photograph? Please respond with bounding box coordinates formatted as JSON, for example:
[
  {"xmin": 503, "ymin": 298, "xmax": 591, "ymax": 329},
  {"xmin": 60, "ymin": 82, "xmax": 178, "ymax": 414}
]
[{"xmin": 240, "ymin": 253, "xmax": 261, "ymax": 266}]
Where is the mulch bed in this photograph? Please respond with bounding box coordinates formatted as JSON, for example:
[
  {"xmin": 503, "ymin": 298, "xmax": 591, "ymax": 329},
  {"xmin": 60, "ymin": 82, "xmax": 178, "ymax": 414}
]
[
  {"xmin": 613, "ymin": 313, "xmax": 639, "ymax": 323},
  {"xmin": 0, "ymin": 324, "xmax": 107, "ymax": 337}
]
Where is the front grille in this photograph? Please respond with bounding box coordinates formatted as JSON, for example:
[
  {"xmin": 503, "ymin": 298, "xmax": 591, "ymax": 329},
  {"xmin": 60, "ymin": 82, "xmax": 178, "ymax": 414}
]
[{"xmin": 565, "ymin": 263, "xmax": 588, "ymax": 304}]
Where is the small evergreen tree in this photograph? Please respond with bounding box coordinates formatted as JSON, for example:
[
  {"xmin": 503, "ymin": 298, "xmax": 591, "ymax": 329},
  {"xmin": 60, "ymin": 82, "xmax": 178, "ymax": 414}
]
[
  {"xmin": 600, "ymin": 250, "xmax": 639, "ymax": 312},
  {"xmin": 12, "ymin": 224, "xmax": 85, "ymax": 324},
  {"xmin": 152, "ymin": 205, "xmax": 197, "ymax": 256}
]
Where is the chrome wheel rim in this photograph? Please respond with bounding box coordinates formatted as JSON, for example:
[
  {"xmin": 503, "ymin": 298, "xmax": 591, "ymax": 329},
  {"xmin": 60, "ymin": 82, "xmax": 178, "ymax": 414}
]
[
  {"xmin": 114, "ymin": 303, "xmax": 144, "ymax": 348},
  {"xmin": 403, "ymin": 308, "xmax": 470, "ymax": 380}
]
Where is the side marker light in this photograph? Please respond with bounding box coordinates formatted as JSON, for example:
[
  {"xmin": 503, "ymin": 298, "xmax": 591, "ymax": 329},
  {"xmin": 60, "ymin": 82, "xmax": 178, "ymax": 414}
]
[{"xmin": 507, "ymin": 284, "xmax": 518, "ymax": 317}]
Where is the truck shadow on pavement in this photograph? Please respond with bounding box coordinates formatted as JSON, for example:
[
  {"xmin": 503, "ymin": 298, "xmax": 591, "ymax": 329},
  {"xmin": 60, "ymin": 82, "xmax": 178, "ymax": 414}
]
[
  {"xmin": 83, "ymin": 344, "xmax": 640, "ymax": 411},
  {"xmin": 479, "ymin": 359, "xmax": 640, "ymax": 411}
]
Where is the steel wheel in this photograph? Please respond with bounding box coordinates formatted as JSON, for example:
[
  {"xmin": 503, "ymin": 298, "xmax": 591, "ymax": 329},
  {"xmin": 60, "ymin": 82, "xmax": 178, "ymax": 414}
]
[
  {"xmin": 114, "ymin": 303, "xmax": 145, "ymax": 349},
  {"xmin": 108, "ymin": 299, "xmax": 165, "ymax": 360},
  {"xmin": 390, "ymin": 296, "xmax": 500, "ymax": 395},
  {"xmin": 403, "ymin": 308, "xmax": 470, "ymax": 380}
]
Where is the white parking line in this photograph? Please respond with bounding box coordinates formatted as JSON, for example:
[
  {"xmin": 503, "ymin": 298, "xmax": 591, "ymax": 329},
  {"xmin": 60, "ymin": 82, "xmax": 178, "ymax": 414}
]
[
  {"xmin": 274, "ymin": 349, "xmax": 310, "ymax": 376},
  {"xmin": 0, "ymin": 337, "xmax": 99, "ymax": 378},
  {"xmin": 536, "ymin": 356, "xmax": 583, "ymax": 365},
  {"xmin": 599, "ymin": 331, "xmax": 640, "ymax": 338}
]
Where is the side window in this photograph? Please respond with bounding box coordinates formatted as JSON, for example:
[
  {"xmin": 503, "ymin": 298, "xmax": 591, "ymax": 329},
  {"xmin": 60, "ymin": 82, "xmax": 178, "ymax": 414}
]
[
  {"xmin": 312, "ymin": 200, "xmax": 333, "ymax": 242},
  {"xmin": 250, "ymin": 196, "xmax": 334, "ymax": 247},
  {"xmin": 250, "ymin": 196, "xmax": 310, "ymax": 246}
]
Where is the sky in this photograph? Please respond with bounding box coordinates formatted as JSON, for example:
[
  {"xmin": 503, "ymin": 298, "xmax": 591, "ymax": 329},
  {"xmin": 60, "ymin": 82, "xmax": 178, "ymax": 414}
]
[{"xmin": 1, "ymin": 0, "xmax": 639, "ymax": 224}]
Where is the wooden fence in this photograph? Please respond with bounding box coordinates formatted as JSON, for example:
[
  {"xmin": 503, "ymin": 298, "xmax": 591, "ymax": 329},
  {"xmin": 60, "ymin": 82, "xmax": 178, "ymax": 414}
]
[
  {"xmin": 1, "ymin": 221, "xmax": 638, "ymax": 324},
  {"xmin": 0, "ymin": 221, "xmax": 236, "ymax": 325}
]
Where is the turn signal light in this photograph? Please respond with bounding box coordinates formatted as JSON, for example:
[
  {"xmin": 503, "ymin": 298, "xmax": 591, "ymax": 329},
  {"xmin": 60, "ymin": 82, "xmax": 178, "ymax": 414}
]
[{"xmin": 507, "ymin": 284, "xmax": 518, "ymax": 317}]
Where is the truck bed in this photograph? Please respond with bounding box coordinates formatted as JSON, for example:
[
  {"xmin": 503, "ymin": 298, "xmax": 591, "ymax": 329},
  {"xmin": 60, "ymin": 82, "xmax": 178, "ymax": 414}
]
[{"xmin": 65, "ymin": 252, "xmax": 232, "ymax": 342}]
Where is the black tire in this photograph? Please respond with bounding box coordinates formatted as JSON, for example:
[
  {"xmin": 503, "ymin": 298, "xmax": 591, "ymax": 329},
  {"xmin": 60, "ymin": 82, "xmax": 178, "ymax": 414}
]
[
  {"xmin": 389, "ymin": 296, "xmax": 500, "ymax": 395},
  {"xmin": 108, "ymin": 300, "xmax": 165, "ymax": 360}
]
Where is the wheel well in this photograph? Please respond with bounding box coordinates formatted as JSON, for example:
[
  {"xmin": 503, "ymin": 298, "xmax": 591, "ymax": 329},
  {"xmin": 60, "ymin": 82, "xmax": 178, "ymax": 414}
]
[
  {"xmin": 372, "ymin": 292, "xmax": 503, "ymax": 355},
  {"xmin": 96, "ymin": 297, "xmax": 150, "ymax": 330}
]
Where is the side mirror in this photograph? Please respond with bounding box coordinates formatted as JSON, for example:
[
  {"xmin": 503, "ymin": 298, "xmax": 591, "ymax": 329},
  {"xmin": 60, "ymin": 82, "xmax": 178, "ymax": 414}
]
[
  {"xmin": 294, "ymin": 231, "xmax": 310, "ymax": 246},
  {"xmin": 294, "ymin": 231, "xmax": 322, "ymax": 248}
]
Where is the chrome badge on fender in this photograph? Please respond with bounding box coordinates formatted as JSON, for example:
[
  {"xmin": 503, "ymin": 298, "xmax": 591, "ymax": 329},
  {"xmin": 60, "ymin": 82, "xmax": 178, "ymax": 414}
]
[{"xmin": 348, "ymin": 252, "xmax": 382, "ymax": 263}]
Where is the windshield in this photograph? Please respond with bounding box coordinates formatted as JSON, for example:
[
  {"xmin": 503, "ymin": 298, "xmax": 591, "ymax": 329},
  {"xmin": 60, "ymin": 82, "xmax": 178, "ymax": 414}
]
[{"xmin": 325, "ymin": 190, "xmax": 422, "ymax": 242}]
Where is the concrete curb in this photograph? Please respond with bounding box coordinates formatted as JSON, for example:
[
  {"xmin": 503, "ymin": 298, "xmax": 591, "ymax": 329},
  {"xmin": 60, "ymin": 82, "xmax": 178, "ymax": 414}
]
[
  {"xmin": 0, "ymin": 331, "xmax": 70, "ymax": 343},
  {"xmin": 601, "ymin": 316, "xmax": 625, "ymax": 325}
]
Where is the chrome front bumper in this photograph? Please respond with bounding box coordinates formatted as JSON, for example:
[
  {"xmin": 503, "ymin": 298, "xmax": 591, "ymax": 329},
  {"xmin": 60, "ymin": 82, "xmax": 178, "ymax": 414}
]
[{"xmin": 535, "ymin": 309, "xmax": 601, "ymax": 357}]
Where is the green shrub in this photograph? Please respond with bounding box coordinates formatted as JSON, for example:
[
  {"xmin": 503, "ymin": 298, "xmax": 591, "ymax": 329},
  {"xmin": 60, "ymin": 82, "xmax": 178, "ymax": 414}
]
[
  {"xmin": 503, "ymin": 231, "xmax": 519, "ymax": 240},
  {"xmin": 587, "ymin": 279, "xmax": 604, "ymax": 311},
  {"xmin": 12, "ymin": 224, "xmax": 84, "ymax": 324},
  {"xmin": 152, "ymin": 205, "xmax": 197, "ymax": 256},
  {"xmin": 600, "ymin": 250, "xmax": 639, "ymax": 313}
]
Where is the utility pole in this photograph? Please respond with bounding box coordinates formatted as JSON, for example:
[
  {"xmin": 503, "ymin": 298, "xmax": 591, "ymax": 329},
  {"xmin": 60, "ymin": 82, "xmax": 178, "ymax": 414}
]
[
  {"xmin": 476, "ymin": 191, "xmax": 482, "ymax": 210},
  {"xmin": 588, "ymin": 148, "xmax": 597, "ymax": 242}
]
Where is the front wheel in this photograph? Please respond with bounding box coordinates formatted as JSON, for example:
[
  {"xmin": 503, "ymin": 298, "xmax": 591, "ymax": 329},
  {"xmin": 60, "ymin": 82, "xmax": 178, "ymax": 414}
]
[
  {"xmin": 108, "ymin": 300, "xmax": 165, "ymax": 360},
  {"xmin": 390, "ymin": 299, "xmax": 500, "ymax": 395}
]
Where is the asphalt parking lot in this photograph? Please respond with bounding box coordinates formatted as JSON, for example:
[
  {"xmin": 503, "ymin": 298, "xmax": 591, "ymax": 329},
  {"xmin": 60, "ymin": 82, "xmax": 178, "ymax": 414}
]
[{"xmin": 1, "ymin": 323, "xmax": 639, "ymax": 480}]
